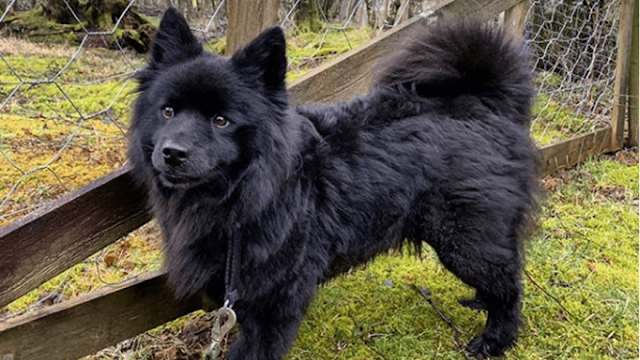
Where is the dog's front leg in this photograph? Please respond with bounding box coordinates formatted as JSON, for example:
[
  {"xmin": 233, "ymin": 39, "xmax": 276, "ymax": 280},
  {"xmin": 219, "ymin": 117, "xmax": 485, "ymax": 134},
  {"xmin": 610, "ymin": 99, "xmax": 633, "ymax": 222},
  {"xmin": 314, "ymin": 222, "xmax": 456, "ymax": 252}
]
[{"xmin": 226, "ymin": 286, "xmax": 316, "ymax": 360}]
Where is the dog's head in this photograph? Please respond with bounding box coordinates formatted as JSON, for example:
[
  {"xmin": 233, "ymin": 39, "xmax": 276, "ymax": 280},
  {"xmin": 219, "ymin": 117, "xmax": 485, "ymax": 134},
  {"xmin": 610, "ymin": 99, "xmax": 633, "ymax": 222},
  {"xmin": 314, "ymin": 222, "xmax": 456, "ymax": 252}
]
[{"xmin": 129, "ymin": 8, "xmax": 289, "ymax": 198}]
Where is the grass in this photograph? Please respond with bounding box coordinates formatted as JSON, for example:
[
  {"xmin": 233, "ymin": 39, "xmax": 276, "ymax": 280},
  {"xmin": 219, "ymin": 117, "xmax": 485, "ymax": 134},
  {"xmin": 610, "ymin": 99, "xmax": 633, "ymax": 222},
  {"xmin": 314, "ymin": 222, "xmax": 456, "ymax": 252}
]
[
  {"xmin": 0, "ymin": 40, "xmax": 141, "ymax": 225},
  {"xmin": 0, "ymin": 24, "xmax": 638, "ymax": 360}
]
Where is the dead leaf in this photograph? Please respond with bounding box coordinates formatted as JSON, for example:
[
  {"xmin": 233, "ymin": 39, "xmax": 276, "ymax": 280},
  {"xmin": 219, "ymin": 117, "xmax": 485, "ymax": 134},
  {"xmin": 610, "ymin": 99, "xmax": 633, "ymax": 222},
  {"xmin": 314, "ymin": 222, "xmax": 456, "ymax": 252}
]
[{"xmin": 103, "ymin": 253, "xmax": 117, "ymax": 266}]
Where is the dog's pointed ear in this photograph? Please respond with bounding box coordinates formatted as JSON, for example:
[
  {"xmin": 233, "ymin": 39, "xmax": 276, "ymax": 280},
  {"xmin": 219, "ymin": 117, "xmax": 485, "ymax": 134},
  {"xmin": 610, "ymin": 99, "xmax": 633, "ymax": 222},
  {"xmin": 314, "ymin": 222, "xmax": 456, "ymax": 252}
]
[
  {"xmin": 231, "ymin": 27, "xmax": 287, "ymax": 92},
  {"xmin": 151, "ymin": 8, "xmax": 202, "ymax": 67}
]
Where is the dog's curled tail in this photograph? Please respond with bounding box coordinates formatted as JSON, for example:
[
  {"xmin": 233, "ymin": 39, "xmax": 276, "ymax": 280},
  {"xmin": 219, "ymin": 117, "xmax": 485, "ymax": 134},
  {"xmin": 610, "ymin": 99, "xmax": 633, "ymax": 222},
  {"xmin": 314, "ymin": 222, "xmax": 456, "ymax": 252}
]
[{"xmin": 375, "ymin": 21, "xmax": 533, "ymax": 125}]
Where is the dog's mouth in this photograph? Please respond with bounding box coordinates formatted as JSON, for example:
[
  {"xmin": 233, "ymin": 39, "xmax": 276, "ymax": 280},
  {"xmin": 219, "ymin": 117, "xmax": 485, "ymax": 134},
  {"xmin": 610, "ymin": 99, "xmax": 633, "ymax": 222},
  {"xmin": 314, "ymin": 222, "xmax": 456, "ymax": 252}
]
[
  {"xmin": 158, "ymin": 172, "xmax": 199, "ymax": 188},
  {"xmin": 158, "ymin": 170, "xmax": 224, "ymax": 190}
]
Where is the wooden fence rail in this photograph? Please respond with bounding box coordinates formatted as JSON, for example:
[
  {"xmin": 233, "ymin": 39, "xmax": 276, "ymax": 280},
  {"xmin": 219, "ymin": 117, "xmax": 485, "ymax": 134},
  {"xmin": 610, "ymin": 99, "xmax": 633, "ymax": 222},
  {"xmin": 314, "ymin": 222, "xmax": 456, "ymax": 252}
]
[
  {"xmin": 0, "ymin": 167, "xmax": 150, "ymax": 309},
  {"xmin": 0, "ymin": 272, "xmax": 201, "ymax": 360},
  {"xmin": 0, "ymin": 0, "xmax": 636, "ymax": 358}
]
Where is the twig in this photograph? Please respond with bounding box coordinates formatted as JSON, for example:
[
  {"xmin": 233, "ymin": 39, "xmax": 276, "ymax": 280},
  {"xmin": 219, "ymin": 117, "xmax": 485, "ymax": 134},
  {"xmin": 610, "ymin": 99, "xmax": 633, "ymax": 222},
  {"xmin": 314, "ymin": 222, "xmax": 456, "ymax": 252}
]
[
  {"xmin": 349, "ymin": 314, "xmax": 389, "ymax": 360},
  {"xmin": 412, "ymin": 285, "xmax": 462, "ymax": 349},
  {"xmin": 524, "ymin": 270, "xmax": 576, "ymax": 320}
]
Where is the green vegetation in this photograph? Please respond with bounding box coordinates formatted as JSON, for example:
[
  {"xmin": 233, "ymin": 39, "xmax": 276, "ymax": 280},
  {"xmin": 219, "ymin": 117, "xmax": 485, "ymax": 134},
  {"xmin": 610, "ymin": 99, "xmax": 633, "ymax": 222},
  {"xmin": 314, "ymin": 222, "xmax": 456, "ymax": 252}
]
[
  {"xmin": 286, "ymin": 27, "xmax": 372, "ymax": 81},
  {"xmin": 2, "ymin": 1, "xmax": 154, "ymax": 52},
  {"xmin": 531, "ymin": 71, "xmax": 612, "ymax": 146},
  {"xmin": 531, "ymin": 93, "xmax": 591, "ymax": 145},
  {"xmin": 0, "ymin": 25, "xmax": 637, "ymax": 360},
  {"xmin": 0, "ymin": 9, "xmax": 81, "ymax": 45}
]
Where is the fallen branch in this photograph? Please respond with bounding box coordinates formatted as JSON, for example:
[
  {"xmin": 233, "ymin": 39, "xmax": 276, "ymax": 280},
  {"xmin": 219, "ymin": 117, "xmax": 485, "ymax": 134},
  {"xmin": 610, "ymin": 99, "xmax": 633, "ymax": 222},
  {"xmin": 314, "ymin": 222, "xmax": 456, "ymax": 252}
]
[
  {"xmin": 524, "ymin": 270, "xmax": 576, "ymax": 320},
  {"xmin": 412, "ymin": 285, "xmax": 463, "ymax": 350}
]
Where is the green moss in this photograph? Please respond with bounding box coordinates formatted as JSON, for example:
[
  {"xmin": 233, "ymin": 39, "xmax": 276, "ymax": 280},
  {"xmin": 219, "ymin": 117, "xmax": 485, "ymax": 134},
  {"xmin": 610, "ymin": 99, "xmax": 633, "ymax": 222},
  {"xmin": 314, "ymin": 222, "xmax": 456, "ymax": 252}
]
[
  {"xmin": 204, "ymin": 38, "xmax": 227, "ymax": 55},
  {"xmin": 0, "ymin": 52, "xmax": 141, "ymax": 122},
  {"xmin": 286, "ymin": 27, "xmax": 372, "ymax": 82},
  {"xmin": 2, "ymin": 8, "xmax": 81, "ymax": 45},
  {"xmin": 531, "ymin": 93, "xmax": 591, "ymax": 145}
]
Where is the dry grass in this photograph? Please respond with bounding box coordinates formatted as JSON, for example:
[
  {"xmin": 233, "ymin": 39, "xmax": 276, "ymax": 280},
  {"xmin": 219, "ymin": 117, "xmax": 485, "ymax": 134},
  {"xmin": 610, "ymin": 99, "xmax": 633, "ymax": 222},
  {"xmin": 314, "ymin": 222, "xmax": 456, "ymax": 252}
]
[{"xmin": 0, "ymin": 37, "xmax": 76, "ymax": 57}]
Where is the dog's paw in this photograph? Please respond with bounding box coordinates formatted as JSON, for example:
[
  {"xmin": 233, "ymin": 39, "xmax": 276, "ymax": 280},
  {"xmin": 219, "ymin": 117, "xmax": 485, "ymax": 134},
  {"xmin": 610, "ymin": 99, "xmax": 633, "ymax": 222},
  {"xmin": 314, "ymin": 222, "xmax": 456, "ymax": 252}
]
[
  {"xmin": 459, "ymin": 298, "xmax": 488, "ymax": 311},
  {"xmin": 466, "ymin": 335, "xmax": 506, "ymax": 359}
]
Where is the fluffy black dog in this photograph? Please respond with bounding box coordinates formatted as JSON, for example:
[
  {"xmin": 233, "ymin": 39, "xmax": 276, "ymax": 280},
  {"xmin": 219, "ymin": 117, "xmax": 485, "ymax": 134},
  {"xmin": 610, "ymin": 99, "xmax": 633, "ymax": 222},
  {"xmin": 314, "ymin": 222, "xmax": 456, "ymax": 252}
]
[{"xmin": 128, "ymin": 8, "xmax": 537, "ymax": 360}]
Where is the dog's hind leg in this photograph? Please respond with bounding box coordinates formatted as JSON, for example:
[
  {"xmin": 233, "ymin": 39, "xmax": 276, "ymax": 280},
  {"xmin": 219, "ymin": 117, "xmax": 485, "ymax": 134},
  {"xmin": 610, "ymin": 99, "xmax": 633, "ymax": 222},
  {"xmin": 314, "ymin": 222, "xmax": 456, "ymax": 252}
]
[{"xmin": 427, "ymin": 217, "xmax": 523, "ymax": 359}]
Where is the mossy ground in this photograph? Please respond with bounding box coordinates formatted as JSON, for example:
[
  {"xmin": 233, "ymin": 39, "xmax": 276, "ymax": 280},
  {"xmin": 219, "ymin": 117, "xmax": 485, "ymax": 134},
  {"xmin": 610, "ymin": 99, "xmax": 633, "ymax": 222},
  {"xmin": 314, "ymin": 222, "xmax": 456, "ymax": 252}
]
[{"xmin": 0, "ymin": 26, "xmax": 637, "ymax": 360}]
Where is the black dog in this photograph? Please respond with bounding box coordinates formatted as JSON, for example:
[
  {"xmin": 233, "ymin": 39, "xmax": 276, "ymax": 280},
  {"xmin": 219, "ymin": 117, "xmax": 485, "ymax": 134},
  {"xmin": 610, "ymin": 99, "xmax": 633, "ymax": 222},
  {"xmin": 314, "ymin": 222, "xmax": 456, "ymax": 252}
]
[{"xmin": 128, "ymin": 8, "xmax": 537, "ymax": 359}]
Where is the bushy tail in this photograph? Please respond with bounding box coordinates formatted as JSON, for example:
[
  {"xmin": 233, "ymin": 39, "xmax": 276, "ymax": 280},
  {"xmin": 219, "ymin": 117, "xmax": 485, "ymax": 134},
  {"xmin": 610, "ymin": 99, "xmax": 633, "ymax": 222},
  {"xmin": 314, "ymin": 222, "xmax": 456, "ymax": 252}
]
[{"xmin": 375, "ymin": 21, "xmax": 533, "ymax": 125}]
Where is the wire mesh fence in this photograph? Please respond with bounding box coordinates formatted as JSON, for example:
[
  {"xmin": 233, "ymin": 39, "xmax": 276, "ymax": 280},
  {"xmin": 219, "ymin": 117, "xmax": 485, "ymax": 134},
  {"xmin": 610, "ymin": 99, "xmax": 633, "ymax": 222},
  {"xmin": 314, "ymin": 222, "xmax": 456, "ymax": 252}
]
[
  {"xmin": 0, "ymin": 0, "xmax": 626, "ymax": 357},
  {"xmin": 525, "ymin": 0, "xmax": 620, "ymax": 145}
]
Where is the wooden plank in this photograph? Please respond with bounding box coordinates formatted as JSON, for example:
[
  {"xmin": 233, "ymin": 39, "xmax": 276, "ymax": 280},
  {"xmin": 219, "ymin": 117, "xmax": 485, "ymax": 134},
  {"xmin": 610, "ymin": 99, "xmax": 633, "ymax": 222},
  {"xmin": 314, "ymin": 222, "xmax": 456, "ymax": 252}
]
[
  {"xmin": 0, "ymin": 271, "xmax": 204, "ymax": 360},
  {"xmin": 226, "ymin": 0, "xmax": 280, "ymax": 55},
  {"xmin": 539, "ymin": 127, "xmax": 612, "ymax": 176},
  {"xmin": 287, "ymin": 0, "xmax": 523, "ymax": 105},
  {"xmin": 439, "ymin": 0, "xmax": 523, "ymax": 21},
  {"xmin": 627, "ymin": 0, "xmax": 639, "ymax": 147},
  {"xmin": 0, "ymin": 166, "xmax": 151, "ymax": 309},
  {"xmin": 611, "ymin": 0, "xmax": 635, "ymax": 149},
  {"xmin": 504, "ymin": 0, "xmax": 528, "ymax": 38}
]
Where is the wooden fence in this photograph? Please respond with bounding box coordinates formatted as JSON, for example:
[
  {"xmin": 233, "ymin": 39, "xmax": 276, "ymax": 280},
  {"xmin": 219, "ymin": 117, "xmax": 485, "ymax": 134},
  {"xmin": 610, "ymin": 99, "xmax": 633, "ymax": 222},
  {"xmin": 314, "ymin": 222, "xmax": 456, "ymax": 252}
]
[{"xmin": 0, "ymin": 0, "xmax": 638, "ymax": 359}]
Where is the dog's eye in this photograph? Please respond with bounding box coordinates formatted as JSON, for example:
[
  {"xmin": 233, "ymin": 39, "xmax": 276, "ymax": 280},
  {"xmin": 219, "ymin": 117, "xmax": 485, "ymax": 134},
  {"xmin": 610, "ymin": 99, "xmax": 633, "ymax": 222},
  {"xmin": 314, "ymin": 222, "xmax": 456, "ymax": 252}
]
[
  {"xmin": 212, "ymin": 115, "xmax": 230, "ymax": 128},
  {"xmin": 162, "ymin": 107, "xmax": 174, "ymax": 118}
]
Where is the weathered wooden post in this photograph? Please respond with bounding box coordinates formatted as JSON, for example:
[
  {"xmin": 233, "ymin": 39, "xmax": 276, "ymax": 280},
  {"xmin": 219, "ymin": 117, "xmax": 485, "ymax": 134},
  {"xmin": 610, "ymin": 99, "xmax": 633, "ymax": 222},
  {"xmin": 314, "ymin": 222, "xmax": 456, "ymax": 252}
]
[
  {"xmin": 611, "ymin": 0, "xmax": 636, "ymax": 149},
  {"xmin": 226, "ymin": 0, "xmax": 281, "ymax": 55},
  {"xmin": 503, "ymin": 0, "xmax": 528, "ymax": 38},
  {"xmin": 627, "ymin": 0, "xmax": 639, "ymax": 147}
]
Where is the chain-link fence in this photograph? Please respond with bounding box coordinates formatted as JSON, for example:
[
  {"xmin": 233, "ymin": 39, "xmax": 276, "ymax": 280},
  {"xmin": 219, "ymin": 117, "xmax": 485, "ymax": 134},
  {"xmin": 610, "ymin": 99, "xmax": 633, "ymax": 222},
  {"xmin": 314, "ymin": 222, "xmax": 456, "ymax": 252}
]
[{"xmin": 0, "ymin": 0, "xmax": 626, "ymax": 357}]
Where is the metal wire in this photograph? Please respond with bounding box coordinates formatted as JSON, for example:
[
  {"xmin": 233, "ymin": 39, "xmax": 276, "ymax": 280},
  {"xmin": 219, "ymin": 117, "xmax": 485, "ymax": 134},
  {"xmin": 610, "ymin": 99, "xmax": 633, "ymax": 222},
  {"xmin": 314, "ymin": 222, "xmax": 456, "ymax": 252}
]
[{"xmin": 525, "ymin": 0, "xmax": 620, "ymax": 144}]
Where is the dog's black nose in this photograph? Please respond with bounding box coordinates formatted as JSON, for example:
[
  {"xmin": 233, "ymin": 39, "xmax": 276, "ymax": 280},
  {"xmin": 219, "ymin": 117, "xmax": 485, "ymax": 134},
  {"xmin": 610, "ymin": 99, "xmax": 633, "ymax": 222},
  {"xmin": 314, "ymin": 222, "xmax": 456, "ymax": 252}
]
[{"xmin": 162, "ymin": 142, "xmax": 188, "ymax": 167}]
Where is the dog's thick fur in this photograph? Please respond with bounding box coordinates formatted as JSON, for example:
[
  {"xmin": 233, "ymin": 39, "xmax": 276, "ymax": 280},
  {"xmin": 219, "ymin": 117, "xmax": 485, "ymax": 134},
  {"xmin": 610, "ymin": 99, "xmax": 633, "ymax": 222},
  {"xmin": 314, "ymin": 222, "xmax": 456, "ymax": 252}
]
[{"xmin": 128, "ymin": 8, "xmax": 537, "ymax": 360}]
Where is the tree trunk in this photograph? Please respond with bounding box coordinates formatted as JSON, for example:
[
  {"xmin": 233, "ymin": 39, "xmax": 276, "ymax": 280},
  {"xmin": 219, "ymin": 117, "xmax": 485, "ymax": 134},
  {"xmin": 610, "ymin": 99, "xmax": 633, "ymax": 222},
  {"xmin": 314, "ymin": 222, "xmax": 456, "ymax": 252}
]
[{"xmin": 296, "ymin": 0, "xmax": 323, "ymax": 33}]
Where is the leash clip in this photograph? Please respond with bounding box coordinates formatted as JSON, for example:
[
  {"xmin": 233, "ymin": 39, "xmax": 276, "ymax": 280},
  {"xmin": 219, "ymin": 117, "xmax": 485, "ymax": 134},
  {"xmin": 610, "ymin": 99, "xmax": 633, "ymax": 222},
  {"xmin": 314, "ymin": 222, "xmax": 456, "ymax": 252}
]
[{"xmin": 203, "ymin": 302, "xmax": 237, "ymax": 360}]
